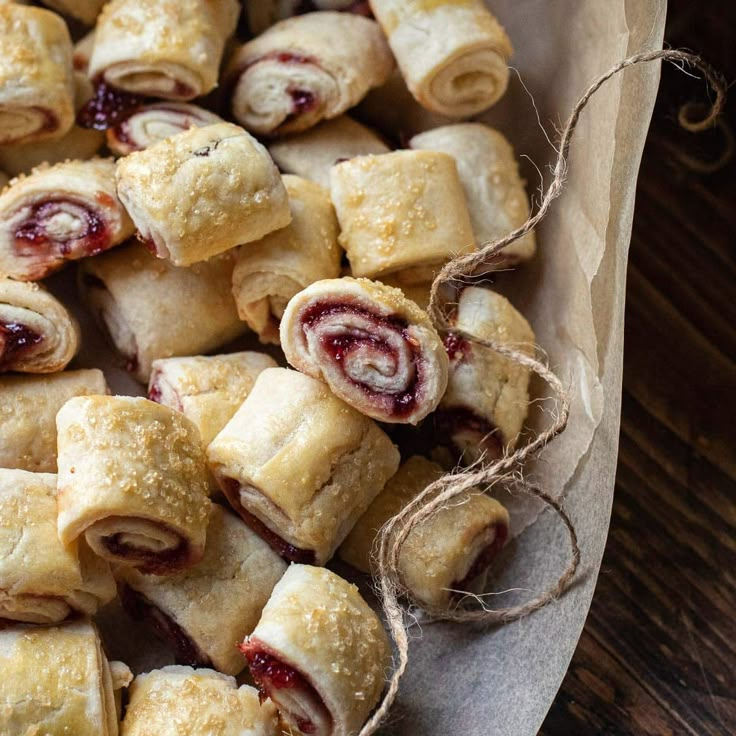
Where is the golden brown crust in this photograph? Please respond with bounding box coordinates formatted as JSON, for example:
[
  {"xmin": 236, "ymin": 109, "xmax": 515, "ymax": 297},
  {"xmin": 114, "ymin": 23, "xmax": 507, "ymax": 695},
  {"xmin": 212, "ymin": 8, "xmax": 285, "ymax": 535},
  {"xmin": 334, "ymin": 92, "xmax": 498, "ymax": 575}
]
[{"xmin": 56, "ymin": 396, "xmax": 211, "ymax": 573}]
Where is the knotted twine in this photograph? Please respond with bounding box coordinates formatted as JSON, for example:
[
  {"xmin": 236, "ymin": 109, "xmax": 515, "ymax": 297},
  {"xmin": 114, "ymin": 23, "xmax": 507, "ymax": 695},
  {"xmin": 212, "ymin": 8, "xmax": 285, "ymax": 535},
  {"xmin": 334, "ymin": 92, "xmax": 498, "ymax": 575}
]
[{"xmin": 359, "ymin": 50, "xmax": 727, "ymax": 736}]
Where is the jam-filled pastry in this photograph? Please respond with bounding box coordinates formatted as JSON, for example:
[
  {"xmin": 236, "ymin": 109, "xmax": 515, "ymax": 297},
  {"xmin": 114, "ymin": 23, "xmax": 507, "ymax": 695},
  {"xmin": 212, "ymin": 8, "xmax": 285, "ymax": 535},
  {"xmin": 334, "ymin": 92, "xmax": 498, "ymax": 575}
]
[
  {"xmin": 88, "ymin": 0, "xmax": 240, "ymax": 102},
  {"xmin": 0, "ymin": 73, "xmax": 105, "ymax": 177},
  {"xmin": 267, "ymin": 115, "xmax": 389, "ymax": 189},
  {"xmin": 0, "ymin": 158, "xmax": 134, "ymax": 281},
  {"xmin": 0, "ymin": 620, "xmax": 121, "ymax": 736},
  {"xmin": 0, "ymin": 5, "xmax": 74, "ymax": 145},
  {"xmin": 116, "ymin": 123, "xmax": 291, "ymax": 267},
  {"xmin": 79, "ymin": 243, "xmax": 247, "ymax": 383},
  {"xmin": 226, "ymin": 12, "xmax": 393, "ymax": 137},
  {"xmin": 120, "ymin": 666, "xmax": 279, "ymax": 736},
  {"xmin": 330, "ymin": 150, "xmax": 475, "ymax": 283},
  {"xmin": 208, "ymin": 367, "xmax": 399, "ymax": 565},
  {"xmin": 280, "ymin": 278, "xmax": 449, "ymax": 425},
  {"xmin": 340, "ymin": 456, "xmax": 510, "ymax": 608},
  {"xmin": 369, "ymin": 0, "xmax": 513, "ymax": 117},
  {"xmin": 107, "ymin": 102, "xmax": 224, "ymax": 156},
  {"xmin": 0, "ymin": 468, "xmax": 115, "ymax": 624},
  {"xmin": 148, "ymin": 352, "xmax": 277, "ymax": 446},
  {"xmin": 439, "ymin": 286, "xmax": 534, "ymax": 463},
  {"xmin": 0, "ymin": 279, "xmax": 79, "ymax": 373},
  {"xmin": 247, "ymin": 0, "xmax": 371, "ymax": 35},
  {"xmin": 240, "ymin": 564, "xmax": 389, "ymax": 736},
  {"xmin": 377, "ymin": 277, "xmax": 432, "ymax": 311},
  {"xmin": 56, "ymin": 396, "xmax": 211, "ymax": 573},
  {"xmin": 117, "ymin": 504, "xmax": 287, "ymax": 676},
  {"xmin": 0, "ymin": 369, "xmax": 108, "ymax": 473},
  {"xmin": 410, "ymin": 123, "xmax": 536, "ymax": 266},
  {"xmin": 232, "ymin": 175, "xmax": 341, "ymax": 344},
  {"xmin": 41, "ymin": 0, "xmax": 107, "ymax": 25}
]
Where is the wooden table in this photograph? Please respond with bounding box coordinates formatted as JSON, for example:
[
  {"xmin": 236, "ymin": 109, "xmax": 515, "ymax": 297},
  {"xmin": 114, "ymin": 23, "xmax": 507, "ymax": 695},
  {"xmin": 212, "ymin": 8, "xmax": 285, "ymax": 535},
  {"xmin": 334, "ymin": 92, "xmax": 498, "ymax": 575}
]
[{"xmin": 541, "ymin": 2, "xmax": 735, "ymax": 733}]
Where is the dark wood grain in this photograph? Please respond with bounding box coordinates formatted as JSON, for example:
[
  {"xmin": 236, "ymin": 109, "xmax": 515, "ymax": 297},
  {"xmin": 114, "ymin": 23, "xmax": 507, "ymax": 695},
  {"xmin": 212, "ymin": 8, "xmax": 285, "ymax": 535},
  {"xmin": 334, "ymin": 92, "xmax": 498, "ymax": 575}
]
[{"xmin": 540, "ymin": 1, "xmax": 736, "ymax": 733}]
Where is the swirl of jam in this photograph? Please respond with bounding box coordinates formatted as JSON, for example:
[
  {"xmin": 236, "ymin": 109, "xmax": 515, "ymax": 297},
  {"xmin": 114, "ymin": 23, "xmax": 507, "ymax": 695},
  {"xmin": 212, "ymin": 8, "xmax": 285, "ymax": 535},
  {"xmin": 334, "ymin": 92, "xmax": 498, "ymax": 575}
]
[{"xmin": 0, "ymin": 321, "xmax": 43, "ymax": 371}]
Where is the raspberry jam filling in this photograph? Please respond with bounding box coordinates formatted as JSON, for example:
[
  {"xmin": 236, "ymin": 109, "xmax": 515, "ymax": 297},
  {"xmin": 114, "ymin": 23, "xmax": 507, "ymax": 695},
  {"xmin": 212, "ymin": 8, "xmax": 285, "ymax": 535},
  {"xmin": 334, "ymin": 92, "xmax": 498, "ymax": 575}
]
[
  {"xmin": 219, "ymin": 478, "xmax": 316, "ymax": 564},
  {"xmin": 288, "ymin": 87, "xmax": 317, "ymax": 116},
  {"xmin": 301, "ymin": 302, "xmax": 422, "ymax": 418},
  {"xmin": 121, "ymin": 585, "xmax": 212, "ymax": 668},
  {"xmin": 0, "ymin": 322, "xmax": 43, "ymax": 369},
  {"xmin": 240, "ymin": 640, "xmax": 331, "ymax": 736},
  {"xmin": 444, "ymin": 332, "xmax": 471, "ymax": 362},
  {"xmin": 77, "ymin": 82, "xmax": 145, "ymax": 130},
  {"xmin": 13, "ymin": 200, "xmax": 109, "ymax": 258},
  {"xmin": 454, "ymin": 522, "xmax": 509, "ymax": 592},
  {"xmin": 434, "ymin": 407, "xmax": 504, "ymax": 461},
  {"xmin": 102, "ymin": 524, "xmax": 188, "ymax": 575}
]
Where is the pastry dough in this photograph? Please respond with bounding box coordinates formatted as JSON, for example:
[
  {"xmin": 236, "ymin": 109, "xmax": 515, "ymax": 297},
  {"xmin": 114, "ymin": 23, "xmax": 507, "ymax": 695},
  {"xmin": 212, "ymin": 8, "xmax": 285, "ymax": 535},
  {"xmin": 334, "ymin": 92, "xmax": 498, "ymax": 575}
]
[
  {"xmin": 56, "ymin": 395, "xmax": 211, "ymax": 573},
  {"xmin": 0, "ymin": 158, "xmax": 134, "ymax": 281},
  {"xmin": 340, "ymin": 456, "xmax": 510, "ymax": 608},
  {"xmin": 0, "ymin": 468, "xmax": 115, "ymax": 624},
  {"xmin": 227, "ymin": 12, "xmax": 393, "ymax": 136},
  {"xmin": 0, "ymin": 5, "xmax": 74, "ymax": 145},
  {"xmin": 439, "ymin": 286, "xmax": 534, "ymax": 463},
  {"xmin": 79, "ymin": 242, "xmax": 247, "ymax": 383},
  {"xmin": 41, "ymin": 0, "xmax": 106, "ymax": 25},
  {"xmin": 117, "ymin": 505, "xmax": 287, "ymax": 675},
  {"xmin": 410, "ymin": 123, "xmax": 536, "ymax": 266},
  {"xmin": 116, "ymin": 123, "xmax": 291, "ymax": 266},
  {"xmin": 120, "ymin": 666, "xmax": 279, "ymax": 736},
  {"xmin": 330, "ymin": 150, "xmax": 475, "ymax": 282},
  {"xmin": 73, "ymin": 30, "xmax": 95, "ymax": 73},
  {"xmin": 149, "ymin": 352, "xmax": 278, "ymax": 446},
  {"xmin": 89, "ymin": 0, "xmax": 240, "ymax": 100},
  {"xmin": 0, "ymin": 279, "xmax": 79, "ymax": 373},
  {"xmin": 369, "ymin": 0, "xmax": 513, "ymax": 116},
  {"xmin": 232, "ymin": 175, "xmax": 342, "ymax": 344},
  {"xmin": 280, "ymin": 278, "xmax": 449, "ymax": 424},
  {"xmin": 241, "ymin": 564, "xmax": 389, "ymax": 736},
  {"xmin": 247, "ymin": 0, "xmax": 371, "ymax": 35},
  {"xmin": 0, "ymin": 620, "xmax": 119, "ymax": 736},
  {"xmin": 267, "ymin": 115, "xmax": 389, "ymax": 189},
  {"xmin": 208, "ymin": 367, "xmax": 399, "ymax": 564},
  {"xmin": 107, "ymin": 102, "xmax": 224, "ymax": 156},
  {"xmin": 0, "ymin": 73, "xmax": 105, "ymax": 177},
  {"xmin": 0, "ymin": 369, "xmax": 108, "ymax": 473}
]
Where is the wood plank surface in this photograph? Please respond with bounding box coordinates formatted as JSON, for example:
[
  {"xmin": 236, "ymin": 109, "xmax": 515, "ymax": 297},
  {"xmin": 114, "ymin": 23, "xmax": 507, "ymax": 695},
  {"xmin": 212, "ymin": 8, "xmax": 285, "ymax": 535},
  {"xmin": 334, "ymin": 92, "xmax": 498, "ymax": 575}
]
[{"xmin": 540, "ymin": 1, "xmax": 736, "ymax": 733}]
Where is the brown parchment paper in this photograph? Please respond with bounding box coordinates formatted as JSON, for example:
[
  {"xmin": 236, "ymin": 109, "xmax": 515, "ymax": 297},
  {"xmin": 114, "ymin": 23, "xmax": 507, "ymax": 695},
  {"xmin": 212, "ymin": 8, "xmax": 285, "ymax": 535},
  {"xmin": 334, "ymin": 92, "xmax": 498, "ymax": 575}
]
[{"xmin": 46, "ymin": 1, "xmax": 667, "ymax": 733}]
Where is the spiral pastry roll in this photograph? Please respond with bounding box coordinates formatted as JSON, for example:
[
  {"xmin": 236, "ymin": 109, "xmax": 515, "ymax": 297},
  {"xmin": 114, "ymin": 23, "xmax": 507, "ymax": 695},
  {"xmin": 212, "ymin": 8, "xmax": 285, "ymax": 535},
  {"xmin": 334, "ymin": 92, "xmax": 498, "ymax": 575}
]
[
  {"xmin": 149, "ymin": 352, "xmax": 277, "ymax": 446},
  {"xmin": 369, "ymin": 0, "xmax": 513, "ymax": 117},
  {"xmin": 331, "ymin": 151, "xmax": 475, "ymax": 283},
  {"xmin": 80, "ymin": 243, "xmax": 247, "ymax": 383},
  {"xmin": 227, "ymin": 12, "xmax": 393, "ymax": 137},
  {"xmin": 439, "ymin": 287, "xmax": 534, "ymax": 463},
  {"xmin": 0, "ymin": 5, "xmax": 74, "ymax": 145},
  {"xmin": 118, "ymin": 505, "xmax": 287, "ymax": 675},
  {"xmin": 89, "ymin": 0, "xmax": 240, "ymax": 101},
  {"xmin": 41, "ymin": 0, "xmax": 106, "ymax": 25},
  {"xmin": 248, "ymin": 0, "xmax": 372, "ymax": 35},
  {"xmin": 280, "ymin": 278, "xmax": 449, "ymax": 425},
  {"xmin": 121, "ymin": 666, "xmax": 279, "ymax": 736},
  {"xmin": 0, "ymin": 74, "xmax": 105, "ymax": 177},
  {"xmin": 116, "ymin": 123, "xmax": 291, "ymax": 267},
  {"xmin": 268, "ymin": 115, "xmax": 389, "ymax": 189},
  {"xmin": 208, "ymin": 368, "xmax": 399, "ymax": 564},
  {"xmin": 107, "ymin": 103, "xmax": 224, "ymax": 157},
  {"xmin": 0, "ymin": 159, "xmax": 134, "ymax": 281},
  {"xmin": 0, "ymin": 468, "xmax": 115, "ymax": 624},
  {"xmin": 56, "ymin": 396, "xmax": 211, "ymax": 573},
  {"xmin": 232, "ymin": 176, "xmax": 341, "ymax": 344},
  {"xmin": 0, "ymin": 621, "xmax": 120, "ymax": 736},
  {"xmin": 0, "ymin": 279, "xmax": 79, "ymax": 373},
  {"xmin": 241, "ymin": 565, "xmax": 389, "ymax": 736},
  {"xmin": 410, "ymin": 123, "xmax": 536, "ymax": 266},
  {"xmin": 0, "ymin": 369, "xmax": 108, "ymax": 473},
  {"xmin": 340, "ymin": 456, "xmax": 510, "ymax": 608}
]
